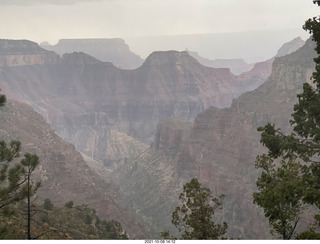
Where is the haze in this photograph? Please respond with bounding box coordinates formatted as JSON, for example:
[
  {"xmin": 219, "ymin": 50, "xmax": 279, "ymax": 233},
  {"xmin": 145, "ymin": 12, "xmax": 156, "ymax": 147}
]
[{"xmin": 1, "ymin": 0, "xmax": 319, "ymax": 62}]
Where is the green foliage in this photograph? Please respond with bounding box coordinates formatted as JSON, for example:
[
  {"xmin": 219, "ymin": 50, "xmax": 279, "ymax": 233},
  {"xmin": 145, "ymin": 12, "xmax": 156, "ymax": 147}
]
[
  {"xmin": 0, "ymin": 141, "xmax": 32, "ymax": 210},
  {"xmin": 0, "ymin": 202, "xmax": 129, "ymax": 240},
  {"xmin": 296, "ymin": 229, "xmax": 320, "ymax": 240},
  {"xmin": 296, "ymin": 214, "xmax": 320, "ymax": 240},
  {"xmin": 253, "ymin": 154, "xmax": 305, "ymax": 239},
  {"xmin": 64, "ymin": 200, "xmax": 74, "ymax": 209},
  {"xmin": 43, "ymin": 199, "xmax": 54, "ymax": 211},
  {"xmin": 253, "ymin": 14, "xmax": 320, "ymax": 239},
  {"xmin": 0, "ymin": 90, "xmax": 6, "ymax": 107},
  {"xmin": 162, "ymin": 178, "xmax": 227, "ymax": 240},
  {"xmin": 0, "ymin": 90, "xmax": 127, "ymax": 240},
  {"xmin": 0, "ymin": 92, "xmax": 42, "ymax": 239},
  {"xmin": 20, "ymin": 153, "xmax": 41, "ymax": 197},
  {"xmin": 43, "ymin": 203, "xmax": 128, "ymax": 239},
  {"xmin": 0, "ymin": 150, "xmax": 41, "ymax": 239}
]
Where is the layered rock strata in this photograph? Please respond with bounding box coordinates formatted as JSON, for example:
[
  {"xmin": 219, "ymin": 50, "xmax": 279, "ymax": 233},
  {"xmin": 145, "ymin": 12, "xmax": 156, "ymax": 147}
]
[
  {"xmin": 0, "ymin": 100, "xmax": 148, "ymax": 238},
  {"xmin": 111, "ymin": 38, "xmax": 316, "ymax": 238}
]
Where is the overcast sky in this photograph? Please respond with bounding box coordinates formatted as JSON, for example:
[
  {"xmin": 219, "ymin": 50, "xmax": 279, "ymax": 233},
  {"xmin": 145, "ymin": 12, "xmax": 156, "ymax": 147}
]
[{"xmin": 0, "ymin": 0, "xmax": 318, "ymax": 45}]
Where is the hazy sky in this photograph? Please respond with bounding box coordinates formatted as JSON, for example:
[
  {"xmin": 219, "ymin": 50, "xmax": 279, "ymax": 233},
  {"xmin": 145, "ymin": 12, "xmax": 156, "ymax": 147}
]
[{"xmin": 1, "ymin": 0, "xmax": 319, "ymax": 45}]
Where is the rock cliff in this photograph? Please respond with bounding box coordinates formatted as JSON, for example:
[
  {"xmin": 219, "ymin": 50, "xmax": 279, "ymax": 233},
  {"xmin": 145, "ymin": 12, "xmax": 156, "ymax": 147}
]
[
  {"xmin": 0, "ymin": 44, "xmax": 260, "ymax": 168},
  {"xmin": 0, "ymin": 37, "xmax": 311, "ymax": 239},
  {"xmin": 276, "ymin": 37, "xmax": 305, "ymax": 58},
  {"xmin": 0, "ymin": 39, "xmax": 60, "ymax": 67},
  {"xmin": 189, "ymin": 51, "xmax": 254, "ymax": 75},
  {"xmin": 0, "ymin": 100, "xmax": 148, "ymax": 239},
  {"xmin": 111, "ymin": 38, "xmax": 316, "ymax": 238},
  {"xmin": 41, "ymin": 38, "xmax": 144, "ymax": 70}
]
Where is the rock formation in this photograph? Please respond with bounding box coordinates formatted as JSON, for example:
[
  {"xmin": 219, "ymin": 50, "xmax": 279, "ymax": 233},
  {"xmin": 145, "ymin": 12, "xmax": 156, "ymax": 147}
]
[
  {"xmin": 188, "ymin": 51, "xmax": 254, "ymax": 75},
  {"xmin": 0, "ymin": 39, "xmax": 60, "ymax": 67},
  {"xmin": 0, "ymin": 37, "xmax": 311, "ymax": 239},
  {"xmin": 0, "ymin": 100, "xmax": 148, "ymax": 239},
  {"xmin": 276, "ymin": 37, "xmax": 305, "ymax": 58},
  {"xmin": 41, "ymin": 38, "xmax": 144, "ymax": 70},
  {"xmin": 0, "ymin": 43, "xmax": 262, "ymax": 168},
  {"xmin": 110, "ymin": 38, "xmax": 316, "ymax": 238}
]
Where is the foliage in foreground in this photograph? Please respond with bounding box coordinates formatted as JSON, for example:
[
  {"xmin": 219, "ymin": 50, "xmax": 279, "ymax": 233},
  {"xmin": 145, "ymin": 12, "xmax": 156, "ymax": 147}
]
[
  {"xmin": 1, "ymin": 200, "xmax": 128, "ymax": 240},
  {"xmin": 0, "ymin": 93, "xmax": 127, "ymax": 240},
  {"xmin": 161, "ymin": 178, "xmax": 227, "ymax": 240},
  {"xmin": 253, "ymin": 14, "xmax": 320, "ymax": 239}
]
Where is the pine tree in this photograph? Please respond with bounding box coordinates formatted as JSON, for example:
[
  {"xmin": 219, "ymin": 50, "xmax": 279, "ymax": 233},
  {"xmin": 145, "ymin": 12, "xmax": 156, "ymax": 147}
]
[
  {"xmin": 20, "ymin": 153, "xmax": 41, "ymax": 240},
  {"xmin": 0, "ymin": 92, "xmax": 41, "ymax": 239},
  {"xmin": 0, "ymin": 140, "xmax": 26, "ymax": 209}
]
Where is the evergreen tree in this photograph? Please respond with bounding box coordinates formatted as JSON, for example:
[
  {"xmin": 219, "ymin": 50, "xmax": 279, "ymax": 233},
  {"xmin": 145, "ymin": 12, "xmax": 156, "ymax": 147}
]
[
  {"xmin": 20, "ymin": 153, "xmax": 41, "ymax": 240},
  {"xmin": 0, "ymin": 92, "xmax": 41, "ymax": 239},
  {"xmin": 0, "ymin": 140, "xmax": 26, "ymax": 209},
  {"xmin": 64, "ymin": 200, "xmax": 74, "ymax": 209},
  {"xmin": 253, "ymin": 10, "xmax": 320, "ymax": 239},
  {"xmin": 161, "ymin": 178, "xmax": 227, "ymax": 240},
  {"xmin": 253, "ymin": 154, "xmax": 305, "ymax": 239},
  {"xmin": 43, "ymin": 199, "xmax": 54, "ymax": 211},
  {"xmin": 0, "ymin": 90, "xmax": 6, "ymax": 107}
]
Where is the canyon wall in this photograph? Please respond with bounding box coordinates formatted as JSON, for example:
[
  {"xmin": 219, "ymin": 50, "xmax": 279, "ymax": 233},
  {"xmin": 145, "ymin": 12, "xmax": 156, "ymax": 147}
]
[
  {"xmin": 0, "ymin": 41, "xmax": 265, "ymax": 168},
  {"xmin": 0, "ymin": 100, "xmax": 148, "ymax": 238},
  {"xmin": 111, "ymin": 38, "xmax": 316, "ymax": 238},
  {"xmin": 0, "ymin": 37, "xmax": 309, "ymax": 238}
]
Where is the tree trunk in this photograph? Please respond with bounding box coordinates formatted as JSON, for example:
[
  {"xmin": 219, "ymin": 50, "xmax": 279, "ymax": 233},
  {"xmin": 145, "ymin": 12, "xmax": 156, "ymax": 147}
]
[{"xmin": 27, "ymin": 169, "xmax": 31, "ymax": 240}]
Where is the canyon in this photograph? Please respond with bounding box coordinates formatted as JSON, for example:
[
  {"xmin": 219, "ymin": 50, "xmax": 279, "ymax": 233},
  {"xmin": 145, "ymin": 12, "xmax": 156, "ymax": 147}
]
[
  {"xmin": 0, "ymin": 38, "xmax": 276, "ymax": 169},
  {"xmin": 111, "ymin": 37, "xmax": 316, "ymax": 238},
  {"xmin": 0, "ymin": 36, "xmax": 309, "ymax": 238},
  {"xmin": 0, "ymin": 100, "xmax": 148, "ymax": 239}
]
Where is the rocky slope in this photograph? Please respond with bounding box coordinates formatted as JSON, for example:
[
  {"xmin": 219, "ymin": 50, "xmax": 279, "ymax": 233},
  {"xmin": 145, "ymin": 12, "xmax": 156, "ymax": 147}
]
[
  {"xmin": 233, "ymin": 37, "xmax": 305, "ymax": 94},
  {"xmin": 0, "ymin": 37, "xmax": 311, "ymax": 238},
  {"xmin": 0, "ymin": 40, "xmax": 262, "ymax": 168},
  {"xmin": 0, "ymin": 100, "xmax": 148, "ymax": 239},
  {"xmin": 190, "ymin": 37, "xmax": 305, "ymax": 94},
  {"xmin": 237, "ymin": 58, "xmax": 274, "ymax": 93},
  {"xmin": 111, "ymin": 38, "xmax": 316, "ymax": 238},
  {"xmin": 276, "ymin": 37, "xmax": 305, "ymax": 57},
  {"xmin": 40, "ymin": 38, "xmax": 144, "ymax": 70}
]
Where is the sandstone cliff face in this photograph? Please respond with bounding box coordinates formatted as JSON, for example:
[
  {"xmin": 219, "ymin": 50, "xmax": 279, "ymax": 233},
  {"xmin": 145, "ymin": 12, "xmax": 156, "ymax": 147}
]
[
  {"xmin": 111, "ymin": 38, "xmax": 317, "ymax": 239},
  {"xmin": 235, "ymin": 36, "xmax": 304, "ymax": 95},
  {"xmin": 182, "ymin": 39, "xmax": 315, "ymax": 238},
  {"xmin": 237, "ymin": 58, "xmax": 274, "ymax": 93},
  {"xmin": 0, "ymin": 100, "xmax": 148, "ymax": 238},
  {"xmin": 0, "ymin": 45, "xmax": 257, "ymax": 168},
  {"xmin": 0, "ymin": 38, "xmax": 311, "ymax": 239},
  {"xmin": 190, "ymin": 37, "xmax": 305, "ymax": 95},
  {"xmin": 0, "ymin": 39, "xmax": 60, "ymax": 66},
  {"xmin": 41, "ymin": 38, "xmax": 144, "ymax": 70},
  {"xmin": 112, "ymin": 118, "xmax": 193, "ymax": 237},
  {"xmin": 153, "ymin": 117, "xmax": 192, "ymax": 152}
]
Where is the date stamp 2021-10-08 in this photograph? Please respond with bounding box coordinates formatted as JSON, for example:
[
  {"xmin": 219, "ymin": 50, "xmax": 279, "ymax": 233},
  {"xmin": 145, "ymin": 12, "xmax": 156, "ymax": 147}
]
[{"xmin": 144, "ymin": 240, "xmax": 176, "ymax": 244}]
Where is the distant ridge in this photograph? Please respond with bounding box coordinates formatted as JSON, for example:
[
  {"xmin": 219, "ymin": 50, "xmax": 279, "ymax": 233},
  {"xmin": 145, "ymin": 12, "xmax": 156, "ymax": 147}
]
[
  {"xmin": 189, "ymin": 37, "xmax": 305, "ymax": 75},
  {"xmin": 276, "ymin": 37, "xmax": 305, "ymax": 57},
  {"xmin": 125, "ymin": 28, "xmax": 310, "ymax": 63},
  {"xmin": 40, "ymin": 38, "xmax": 144, "ymax": 69},
  {"xmin": 110, "ymin": 37, "xmax": 316, "ymax": 239},
  {"xmin": 189, "ymin": 51, "xmax": 253, "ymax": 75}
]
